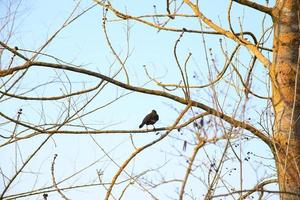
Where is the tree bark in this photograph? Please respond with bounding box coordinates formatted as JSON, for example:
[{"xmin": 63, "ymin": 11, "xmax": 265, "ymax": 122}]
[{"xmin": 271, "ymin": 0, "xmax": 300, "ymax": 199}]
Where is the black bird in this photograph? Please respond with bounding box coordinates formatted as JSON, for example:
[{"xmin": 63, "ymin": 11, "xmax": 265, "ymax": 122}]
[{"xmin": 139, "ymin": 110, "xmax": 159, "ymax": 129}]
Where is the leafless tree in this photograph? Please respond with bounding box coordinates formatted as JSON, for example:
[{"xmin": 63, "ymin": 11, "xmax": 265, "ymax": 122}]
[{"xmin": 0, "ymin": 0, "xmax": 299, "ymax": 199}]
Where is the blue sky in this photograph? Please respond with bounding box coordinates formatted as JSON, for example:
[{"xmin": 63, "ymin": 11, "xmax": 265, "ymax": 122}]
[{"xmin": 0, "ymin": 0, "xmax": 278, "ymax": 199}]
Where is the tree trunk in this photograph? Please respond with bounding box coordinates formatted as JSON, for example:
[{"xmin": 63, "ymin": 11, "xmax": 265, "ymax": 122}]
[{"xmin": 271, "ymin": 0, "xmax": 300, "ymax": 199}]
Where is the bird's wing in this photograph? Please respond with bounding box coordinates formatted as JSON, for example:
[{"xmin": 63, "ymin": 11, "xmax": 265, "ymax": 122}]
[{"xmin": 142, "ymin": 113, "xmax": 152, "ymax": 124}]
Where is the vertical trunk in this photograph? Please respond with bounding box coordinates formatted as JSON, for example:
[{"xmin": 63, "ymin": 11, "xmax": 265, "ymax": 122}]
[{"xmin": 271, "ymin": 0, "xmax": 300, "ymax": 199}]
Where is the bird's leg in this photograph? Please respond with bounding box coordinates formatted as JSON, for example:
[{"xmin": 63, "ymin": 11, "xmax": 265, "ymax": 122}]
[{"xmin": 152, "ymin": 125, "xmax": 156, "ymax": 131}]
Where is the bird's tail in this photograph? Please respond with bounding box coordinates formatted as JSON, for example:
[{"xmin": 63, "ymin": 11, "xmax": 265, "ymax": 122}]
[{"xmin": 139, "ymin": 123, "xmax": 144, "ymax": 128}]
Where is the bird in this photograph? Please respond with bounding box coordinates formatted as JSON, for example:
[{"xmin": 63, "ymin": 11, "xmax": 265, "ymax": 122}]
[{"xmin": 139, "ymin": 110, "xmax": 159, "ymax": 129}]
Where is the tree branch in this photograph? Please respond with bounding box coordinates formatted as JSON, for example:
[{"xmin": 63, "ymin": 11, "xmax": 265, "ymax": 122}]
[
  {"xmin": 233, "ymin": 0, "xmax": 273, "ymax": 15},
  {"xmin": 0, "ymin": 59, "xmax": 273, "ymax": 152},
  {"xmin": 183, "ymin": 0, "xmax": 272, "ymax": 68},
  {"xmin": 30, "ymin": 61, "xmax": 273, "ymax": 148}
]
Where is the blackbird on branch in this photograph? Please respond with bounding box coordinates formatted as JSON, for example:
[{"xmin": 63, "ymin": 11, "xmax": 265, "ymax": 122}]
[{"xmin": 139, "ymin": 110, "xmax": 159, "ymax": 129}]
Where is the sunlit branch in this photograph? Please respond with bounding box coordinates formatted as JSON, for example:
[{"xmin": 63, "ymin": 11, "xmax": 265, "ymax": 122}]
[
  {"xmin": 183, "ymin": 0, "xmax": 272, "ymax": 68},
  {"xmin": 21, "ymin": 61, "xmax": 271, "ymax": 147},
  {"xmin": 233, "ymin": 0, "xmax": 273, "ymax": 15}
]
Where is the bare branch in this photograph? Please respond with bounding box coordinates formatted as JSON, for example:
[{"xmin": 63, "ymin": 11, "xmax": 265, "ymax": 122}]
[
  {"xmin": 51, "ymin": 154, "xmax": 70, "ymax": 200},
  {"xmin": 233, "ymin": 0, "xmax": 273, "ymax": 15},
  {"xmin": 183, "ymin": 0, "xmax": 272, "ymax": 68}
]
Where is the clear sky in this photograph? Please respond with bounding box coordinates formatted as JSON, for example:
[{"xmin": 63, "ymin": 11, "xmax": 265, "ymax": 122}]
[{"xmin": 0, "ymin": 0, "xmax": 278, "ymax": 199}]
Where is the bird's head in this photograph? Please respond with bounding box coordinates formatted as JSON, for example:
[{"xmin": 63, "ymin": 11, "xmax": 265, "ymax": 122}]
[{"xmin": 152, "ymin": 110, "xmax": 157, "ymax": 113}]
